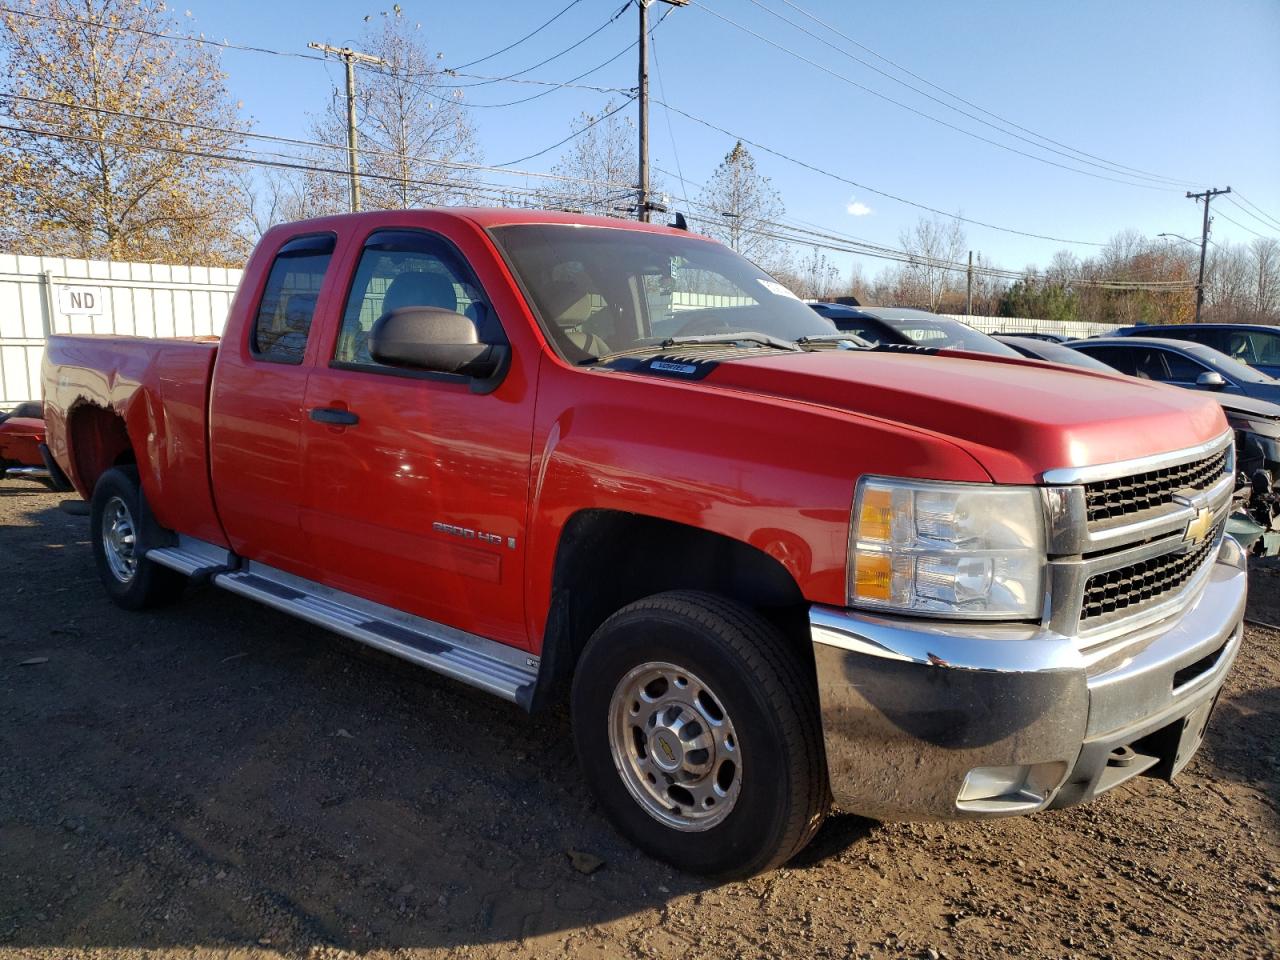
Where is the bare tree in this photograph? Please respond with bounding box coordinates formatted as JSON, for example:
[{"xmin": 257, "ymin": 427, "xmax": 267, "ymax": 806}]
[
  {"xmin": 543, "ymin": 100, "xmax": 640, "ymax": 216},
  {"xmin": 309, "ymin": 10, "xmax": 482, "ymax": 212},
  {"xmin": 794, "ymin": 246, "xmax": 841, "ymax": 300},
  {"xmin": 0, "ymin": 0, "xmax": 249, "ymax": 264},
  {"xmin": 897, "ymin": 214, "xmax": 966, "ymax": 310},
  {"xmin": 696, "ymin": 141, "xmax": 787, "ymax": 272},
  {"xmin": 1249, "ymin": 237, "xmax": 1280, "ymax": 321}
]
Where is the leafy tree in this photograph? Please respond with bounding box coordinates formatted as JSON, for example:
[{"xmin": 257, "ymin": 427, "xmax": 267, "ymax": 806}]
[
  {"xmin": 997, "ymin": 278, "xmax": 1080, "ymax": 323},
  {"xmin": 0, "ymin": 0, "xmax": 249, "ymax": 264}
]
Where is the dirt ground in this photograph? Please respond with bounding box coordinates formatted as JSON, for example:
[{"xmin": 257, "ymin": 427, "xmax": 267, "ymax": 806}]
[{"xmin": 0, "ymin": 480, "xmax": 1277, "ymax": 960}]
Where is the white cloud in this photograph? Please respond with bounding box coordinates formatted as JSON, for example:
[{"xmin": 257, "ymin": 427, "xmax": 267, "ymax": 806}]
[{"xmin": 846, "ymin": 199, "xmax": 873, "ymax": 217}]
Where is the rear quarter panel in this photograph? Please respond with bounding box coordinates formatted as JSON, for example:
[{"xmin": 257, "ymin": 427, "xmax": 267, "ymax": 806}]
[{"xmin": 43, "ymin": 335, "xmax": 226, "ymax": 545}]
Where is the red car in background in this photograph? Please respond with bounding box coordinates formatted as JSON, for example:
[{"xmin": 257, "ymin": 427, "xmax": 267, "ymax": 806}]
[{"xmin": 0, "ymin": 401, "xmax": 48, "ymax": 479}]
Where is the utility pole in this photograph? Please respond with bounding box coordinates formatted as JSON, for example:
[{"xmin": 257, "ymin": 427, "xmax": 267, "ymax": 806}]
[
  {"xmin": 637, "ymin": 0, "xmax": 686, "ymax": 222},
  {"xmin": 309, "ymin": 42, "xmax": 388, "ymax": 213},
  {"xmin": 966, "ymin": 250, "xmax": 973, "ymax": 316},
  {"xmin": 1186, "ymin": 186, "xmax": 1231, "ymax": 323}
]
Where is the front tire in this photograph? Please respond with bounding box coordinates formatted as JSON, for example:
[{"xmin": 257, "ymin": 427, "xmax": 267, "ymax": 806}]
[
  {"xmin": 90, "ymin": 466, "xmax": 186, "ymax": 610},
  {"xmin": 571, "ymin": 591, "xmax": 829, "ymax": 878}
]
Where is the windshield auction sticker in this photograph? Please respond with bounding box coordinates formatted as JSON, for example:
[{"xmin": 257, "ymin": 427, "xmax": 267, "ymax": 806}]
[{"xmin": 758, "ymin": 278, "xmax": 800, "ymax": 300}]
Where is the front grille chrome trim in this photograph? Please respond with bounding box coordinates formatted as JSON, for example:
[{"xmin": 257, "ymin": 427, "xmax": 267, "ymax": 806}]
[{"xmin": 1039, "ymin": 431, "xmax": 1233, "ymax": 487}]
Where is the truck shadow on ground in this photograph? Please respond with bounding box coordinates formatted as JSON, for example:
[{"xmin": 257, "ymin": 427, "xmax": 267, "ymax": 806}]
[{"xmin": 0, "ymin": 494, "xmax": 879, "ymax": 953}]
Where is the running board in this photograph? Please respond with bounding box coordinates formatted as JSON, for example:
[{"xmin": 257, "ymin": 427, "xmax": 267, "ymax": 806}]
[
  {"xmin": 146, "ymin": 535, "xmax": 236, "ymax": 577},
  {"xmin": 5, "ymin": 465, "xmax": 50, "ymax": 481},
  {"xmin": 212, "ymin": 562, "xmax": 538, "ymax": 706}
]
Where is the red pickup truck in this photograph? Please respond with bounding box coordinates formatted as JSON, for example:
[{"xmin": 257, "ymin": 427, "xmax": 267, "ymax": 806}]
[{"xmin": 42, "ymin": 209, "xmax": 1244, "ymax": 877}]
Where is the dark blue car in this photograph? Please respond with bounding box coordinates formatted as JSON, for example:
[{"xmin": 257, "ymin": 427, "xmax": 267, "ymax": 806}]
[
  {"xmin": 1110, "ymin": 323, "xmax": 1280, "ymax": 378},
  {"xmin": 1068, "ymin": 336, "xmax": 1280, "ymax": 402}
]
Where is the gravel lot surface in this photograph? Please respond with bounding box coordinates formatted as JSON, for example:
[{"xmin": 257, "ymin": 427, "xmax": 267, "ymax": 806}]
[{"xmin": 1, "ymin": 481, "xmax": 1277, "ymax": 960}]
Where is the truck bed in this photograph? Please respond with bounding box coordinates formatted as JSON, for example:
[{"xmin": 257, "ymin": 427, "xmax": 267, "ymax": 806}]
[{"xmin": 43, "ymin": 334, "xmax": 227, "ymax": 546}]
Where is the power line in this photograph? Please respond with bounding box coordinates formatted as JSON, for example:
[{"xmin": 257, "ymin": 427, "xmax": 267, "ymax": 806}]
[
  {"xmin": 493, "ymin": 96, "xmax": 637, "ymax": 168},
  {"xmin": 1214, "ymin": 207, "xmax": 1274, "ymax": 241},
  {"xmin": 737, "ymin": 0, "xmax": 1197, "ymax": 188},
  {"xmin": 0, "ymin": 94, "xmax": 637, "ymax": 189},
  {"xmin": 437, "ymin": 1, "xmax": 633, "ymax": 88},
  {"xmin": 0, "ymin": 121, "xmax": 628, "ymax": 210},
  {"xmin": 687, "ymin": 1, "xmax": 1178, "ymax": 192},
  {"xmin": 1230, "ymin": 191, "xmax": 1280, "ymax": 231},
  {"xmin": 451, "ymin": 39, "xmax": 642, "ymax": 109},
  {"xmin": 450, "ymin": 0, "xmax": 587, "ymax": 71},
  {"xmin": 650, "ymin": 28, "xmax": 688, "ymax": 207},
  {"xmin": 1224, "ymin": 195, "xmax": 1280, "ymax": 234},
  {"xmin": 766, "ymin": 0, "xmax": 1204, "ymax": 189},
  {"xmin": 650, "ymin": 96, "xmax": 1108, "ymax": 246},
  {"xmin": 0, "ymin": 4, "xmax": 326, "ymax": 61}
]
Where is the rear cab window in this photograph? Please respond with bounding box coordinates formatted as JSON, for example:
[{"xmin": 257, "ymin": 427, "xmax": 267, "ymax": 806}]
[{"xmin": 250, "ymin": 233, "xmax": 336, "ymax": 364}]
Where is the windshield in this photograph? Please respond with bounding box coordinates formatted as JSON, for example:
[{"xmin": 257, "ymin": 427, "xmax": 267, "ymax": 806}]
[
  {"xmin": 490, "ymin": 224, "xmax": 838, "ymax": 362},
  {"xmin": 877, "ymin": 315, "xmax": 1020, "ymax": 357},
  {"xmin": 1185, "ymin": 342, "xmax": 1274, "ymax": 383}
]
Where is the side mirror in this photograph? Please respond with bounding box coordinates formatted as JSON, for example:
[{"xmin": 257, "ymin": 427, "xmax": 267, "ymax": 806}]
[
  {"xmin": 369, "ymin": 306, "xmax": 508, "ymax": 380},
  {"xmin": 1196, "ymin": 370, "xmax": 1227, "ymax": 389}
]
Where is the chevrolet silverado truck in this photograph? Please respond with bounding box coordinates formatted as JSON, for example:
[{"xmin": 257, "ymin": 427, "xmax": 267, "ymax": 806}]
[{"xmin": 42, "ymin": 209, "xmax": 1244, "ymax": 878}]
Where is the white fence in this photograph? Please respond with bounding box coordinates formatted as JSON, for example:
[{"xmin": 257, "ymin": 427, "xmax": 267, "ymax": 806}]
[
  {"xmin": 0, "ymin": 253, "xmax": 242, "ymax": 405},
  {"xmin": 955, "ymin": 315, "xmax": 1120, "ymax": 339}
]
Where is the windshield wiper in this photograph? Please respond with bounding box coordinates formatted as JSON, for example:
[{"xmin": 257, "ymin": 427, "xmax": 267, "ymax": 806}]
[
  {"xmin": 583, "ymin": 331, "xmax": 802, "ymax": 366},
  {"xmin": 795, "ymin": 333, "xmax": 872, "ymax": 348},
  {"xmin": 662, "ymin": 332, "xmax": 802, "ymax": 352}
]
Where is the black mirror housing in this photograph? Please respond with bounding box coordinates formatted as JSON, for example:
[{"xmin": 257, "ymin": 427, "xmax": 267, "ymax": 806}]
[{"xmin": 369, "ymin": 306, "xmax": 508, "ymax": 379}]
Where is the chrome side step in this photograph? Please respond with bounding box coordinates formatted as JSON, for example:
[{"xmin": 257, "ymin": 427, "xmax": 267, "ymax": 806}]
[
  {"xmin": 147, "ymin": 535, "xmax": 236, "ymax": 577},
  {"xmin": 212, "ymin": 560, "xmax": 538, "ymax": 705},
  {"xmin": 5, "ymin": 465, "xmax": 50, "ymax": 481}
]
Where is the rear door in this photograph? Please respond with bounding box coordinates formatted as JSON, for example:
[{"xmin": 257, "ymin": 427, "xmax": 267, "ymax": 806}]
[
  {"xmin": 209, "ymin": 232, "xmax": 339, "ymax": 578},
  {"xmin": 298, "ymin": 226, "xmax": 537, "ymax": 648}
]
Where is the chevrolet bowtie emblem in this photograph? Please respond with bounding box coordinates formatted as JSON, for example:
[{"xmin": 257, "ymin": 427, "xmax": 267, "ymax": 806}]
[{"xmin": 1184, "ymin": 507, "xmax": 1213, "ymax": 546}]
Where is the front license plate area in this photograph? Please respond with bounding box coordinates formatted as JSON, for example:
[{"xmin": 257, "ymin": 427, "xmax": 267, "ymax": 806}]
[{"xmin": 1169, "ymin": 694, "xmax": 1218, "ymax": 779}]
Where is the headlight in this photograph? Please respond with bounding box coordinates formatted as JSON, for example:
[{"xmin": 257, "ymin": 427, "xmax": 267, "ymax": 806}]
[{"xmin": 849, "ymin": 478, "xmax": 1046, "ymax": 619}]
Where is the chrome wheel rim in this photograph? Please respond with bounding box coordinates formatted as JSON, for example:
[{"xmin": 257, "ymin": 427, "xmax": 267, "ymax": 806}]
[
  {"xmin": 101, "ymin": 495, "xmax": 138, "ymax": 583},
  {"xmin": 608, "ymin": 661, "xmax": 742, "ymax": 831}
]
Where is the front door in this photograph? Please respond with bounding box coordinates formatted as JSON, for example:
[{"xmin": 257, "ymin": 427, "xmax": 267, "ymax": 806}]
[{"xmin": 299, "ymin": 226, "xmax": 536, "ymax": 649}]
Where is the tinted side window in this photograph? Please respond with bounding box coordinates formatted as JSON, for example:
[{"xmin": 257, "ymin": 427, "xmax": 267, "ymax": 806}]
[
  {"xmin": 251, "ymin": 234, "xmax": 335, "ymax": 365},
  {"xmin": 831, "ymin": 319, "xmax": 882, "ymax": 343},
  {"xmin": 1077, "ymin": 346, "xmax": 1138, "ymax": 375},
  {"xmin": 1159, "ymin": 350, "xmax": 1208, "ymax": 382},
  {"xmin": 334, "ymin": 230, "xmax": 500, "ymax": 370}
]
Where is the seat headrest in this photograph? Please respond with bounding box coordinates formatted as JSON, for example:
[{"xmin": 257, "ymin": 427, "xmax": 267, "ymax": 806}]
[
  {"xmin": 539, "ymin": 277, "xmax": 591, "ymax": 328},
  {"xmin": 383, "ymin": 271, "xmax": 459, "ymax": 315},
  {"xmin": 282, "ymin": 293, "xmax": 317, "ymax": 331}
]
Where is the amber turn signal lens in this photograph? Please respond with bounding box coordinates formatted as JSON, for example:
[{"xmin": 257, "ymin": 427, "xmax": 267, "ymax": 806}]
[
  {"xmin": 853, "ymin": 552, "xmax": 893, "ymax": 601},
  {"xmin": 858, "ymin": 487, "xmax": 893, "ymax": 542}
]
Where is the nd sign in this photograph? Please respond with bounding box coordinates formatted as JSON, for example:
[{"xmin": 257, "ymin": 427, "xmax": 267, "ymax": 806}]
[{"xmin": 57, "ymin": 286, "xmax": 104, "ymax": 316}]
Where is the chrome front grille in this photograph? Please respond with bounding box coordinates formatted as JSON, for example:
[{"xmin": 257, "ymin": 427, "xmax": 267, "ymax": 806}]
[
  {"xmin": 1041, "ymin": 431, "xmax": 1234, "ymax": 647},
  {"xmin": 1079, "ymin": 521, "xmax": 1224, "ymax": 627},
  {"xmin": 1083, "ymin": 449, "xmax": 1227, "ymax": 525}
]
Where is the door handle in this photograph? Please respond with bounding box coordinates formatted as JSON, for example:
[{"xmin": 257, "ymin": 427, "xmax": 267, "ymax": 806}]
[{"xmin": 309, "ymin": 406, "xmax": 360, "ymax": 426}]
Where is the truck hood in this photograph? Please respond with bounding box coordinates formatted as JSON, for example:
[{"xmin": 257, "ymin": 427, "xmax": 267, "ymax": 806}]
[{"xmin": 705, "ymin": 349, "xmax": 1228, "ymax": 484}]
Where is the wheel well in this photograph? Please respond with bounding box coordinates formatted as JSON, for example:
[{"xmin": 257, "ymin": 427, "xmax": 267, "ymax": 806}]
[
  {"xmin": 534, "ymin": 510, "xmax": 812, "ymax": 710},
  {"xmin": 67, "ymin": 404, "xmax": 135, "ymax": 495}
]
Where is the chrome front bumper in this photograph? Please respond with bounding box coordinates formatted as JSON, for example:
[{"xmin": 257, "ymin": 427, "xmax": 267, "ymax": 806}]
[{"xmin": 810, "ymin": 537, "xmax": 1247, "ymax": 821}]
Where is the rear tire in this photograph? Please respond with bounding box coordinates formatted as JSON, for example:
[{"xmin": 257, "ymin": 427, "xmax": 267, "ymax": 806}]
[
  {"xmin": 90, "ymin": 466, "xmax": 186, "ymax": 610},
  {"xmin": 571, "ymin": 591, "xmax": 829, "ymax": 878}
]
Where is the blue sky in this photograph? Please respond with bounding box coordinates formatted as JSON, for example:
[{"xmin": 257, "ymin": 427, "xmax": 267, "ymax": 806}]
[{"xmin": 192, "ymin": 0, "xmax": 1280, "ymax": 277}]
